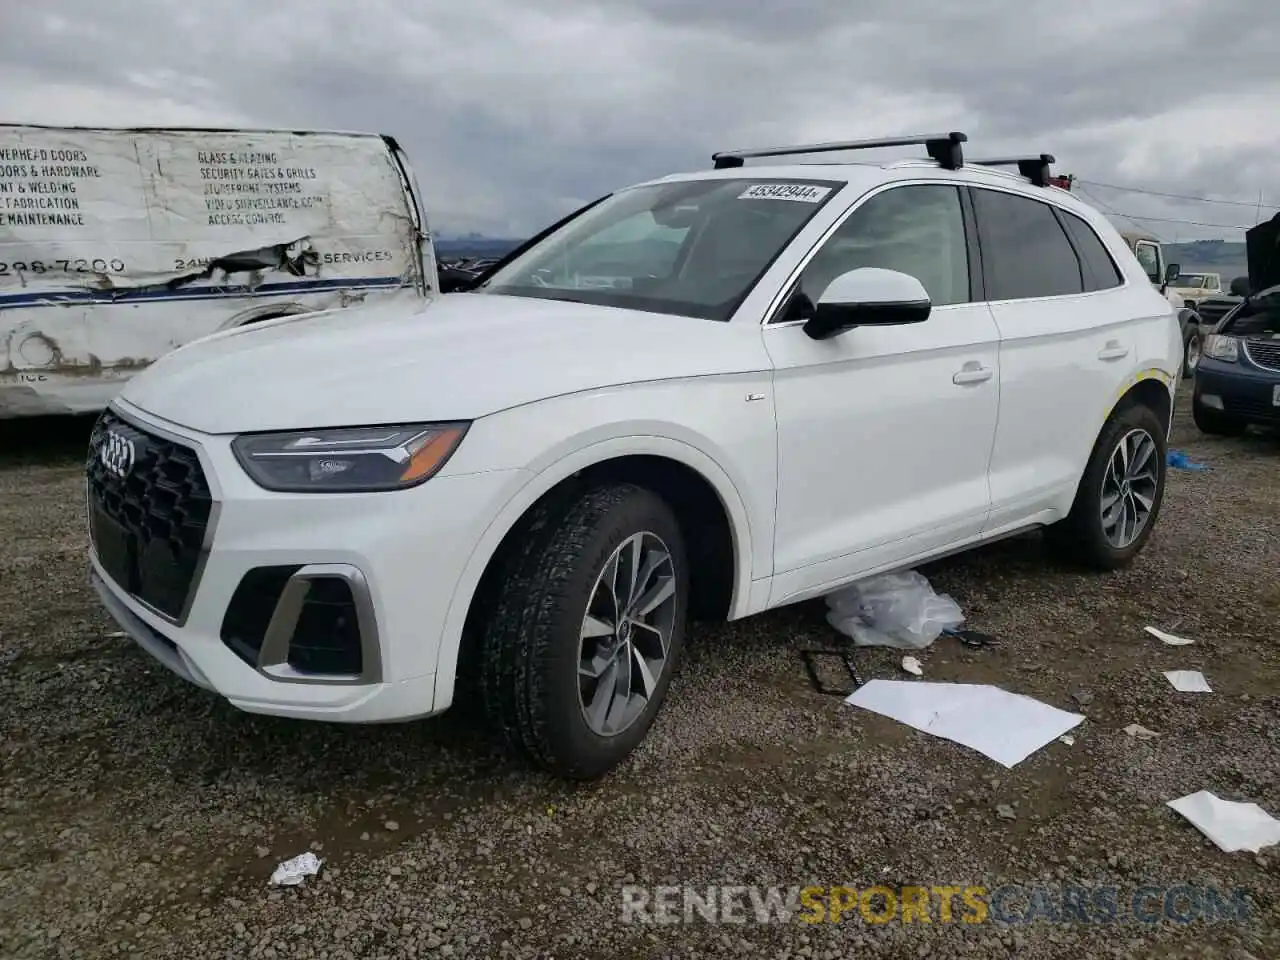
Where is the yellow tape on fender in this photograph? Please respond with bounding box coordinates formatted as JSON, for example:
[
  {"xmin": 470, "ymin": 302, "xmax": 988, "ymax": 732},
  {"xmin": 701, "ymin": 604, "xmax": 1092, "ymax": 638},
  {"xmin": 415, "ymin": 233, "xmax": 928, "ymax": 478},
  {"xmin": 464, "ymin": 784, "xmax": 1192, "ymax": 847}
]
[{"xmin": 1101, "ymin": 367, "xmax": 1176, "ymax": 426}]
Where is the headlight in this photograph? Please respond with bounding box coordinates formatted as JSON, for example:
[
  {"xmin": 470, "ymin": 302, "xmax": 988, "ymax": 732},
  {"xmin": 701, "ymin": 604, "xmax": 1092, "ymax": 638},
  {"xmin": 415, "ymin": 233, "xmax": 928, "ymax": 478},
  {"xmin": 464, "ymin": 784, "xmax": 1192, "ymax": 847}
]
[
  {"xmin": 1204, "ymin": 335, "xmax": 1239, "ymax": 363},
  {"xmin": 232, "ymin": 423, "xmax": 469, "ymax": 493}
]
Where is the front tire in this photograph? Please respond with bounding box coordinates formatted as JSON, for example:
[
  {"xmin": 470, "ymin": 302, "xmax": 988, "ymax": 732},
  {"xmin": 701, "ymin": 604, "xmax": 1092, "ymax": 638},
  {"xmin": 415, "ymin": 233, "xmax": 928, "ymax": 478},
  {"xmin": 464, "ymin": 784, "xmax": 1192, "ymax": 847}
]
[
  {"xmin": 1192, "ymin": 399, "xmax": 1248, "ymax": 436},
  {"xmin": 1046, "ymin": 403, "xmax": 1168, "ymax": 570},
  {"xmin": 1183, "ymin": 329, "xmax": 1201, "ymax": 377},
  {"xmin": 479, "ymin": 483, "xmax": 689, "ymax": 780}
]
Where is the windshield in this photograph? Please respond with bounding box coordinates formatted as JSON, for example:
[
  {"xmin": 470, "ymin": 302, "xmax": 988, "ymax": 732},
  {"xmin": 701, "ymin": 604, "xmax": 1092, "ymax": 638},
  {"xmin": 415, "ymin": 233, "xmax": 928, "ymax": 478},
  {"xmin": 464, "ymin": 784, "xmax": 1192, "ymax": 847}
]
[
  {"xmin": 477, "ymin": 178, "xmax": 844, "ymax": 320},
  {"xmin": 1224, "ymin": 287, "xmax": 1280, "ymax": 337},
  {"xmin": 1175, "ymin": 273, "xmax": 1208, "ymax": 287}
]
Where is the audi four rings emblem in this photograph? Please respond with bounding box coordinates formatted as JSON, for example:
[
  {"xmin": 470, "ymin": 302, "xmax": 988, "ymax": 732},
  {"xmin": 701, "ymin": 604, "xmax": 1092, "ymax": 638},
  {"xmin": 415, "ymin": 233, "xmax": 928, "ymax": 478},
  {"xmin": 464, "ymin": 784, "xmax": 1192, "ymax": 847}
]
[{"xmin": 98, "ymin": 431, "xmax": 136, "ymax": 478}]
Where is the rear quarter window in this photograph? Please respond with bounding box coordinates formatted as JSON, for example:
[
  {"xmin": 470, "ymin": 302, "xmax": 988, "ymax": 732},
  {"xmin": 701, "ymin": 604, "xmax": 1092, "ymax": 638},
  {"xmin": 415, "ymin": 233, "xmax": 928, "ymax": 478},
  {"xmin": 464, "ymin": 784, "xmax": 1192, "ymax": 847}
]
[
  {"xmin": 972, "ymin": 188, "xmax": 1084, "ymax": 300},
  {"xmin": 1058, "ymin": 211, "xmax": 1124, "ymax": 292}
]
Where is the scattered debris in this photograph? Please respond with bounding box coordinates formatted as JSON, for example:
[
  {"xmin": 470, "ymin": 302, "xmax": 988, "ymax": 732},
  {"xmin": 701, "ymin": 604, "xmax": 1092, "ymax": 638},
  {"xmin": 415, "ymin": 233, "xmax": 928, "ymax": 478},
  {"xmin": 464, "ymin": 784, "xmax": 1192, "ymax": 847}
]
[
  {"xmin": 1145, "ymin": 626, "xmax": 1195, "ymax": 646},
  {"xmin": 942, "ymin": 627, "xmax": 999, "ymax": 649},
  {"xmin": 1167, "ymin": 450, "xmax": 1210, "ymax": 471},
  {"xmin": 798, "ymin": 645, "xmax": 864, "ymax": 697},
  {"xmin": 996, "ymin": 804, "xmax": 1017, "ymax": 821},
  {"xmin": 845, "ymin": 680, "xmax": 1085, "ymax": 769},
  {"xmin": 900, "ymin": 656, "xmax": 923, "ymax": 677},
  {"xmin": 826, "ymin": 570, "xmax": 964, "ymax": 649},
  {"xmin": 1071, "ymin": 690, "xmax": 1095, "ymax": 708},
  {"xmin": 269, "ymin": 852, "xmax": 323, "ymax": 887},
  {"xmin": 1124, "ymin": 723, "xmax": 1161, "ymax": 740},
  {"xmin": 1167, "ymin": 791, "xmax": 1280, "ymax": 854},
  {"xmin": 1164, "ymin": 670, "xmax": 1212, "ymax": 693},
  {"xmin": 106, "ymin": 632, "xmax": 126, "ymax": 639},
  {"xmin": 1059, "ymin": 735, "xmax": 1076, "ymax": 746}
]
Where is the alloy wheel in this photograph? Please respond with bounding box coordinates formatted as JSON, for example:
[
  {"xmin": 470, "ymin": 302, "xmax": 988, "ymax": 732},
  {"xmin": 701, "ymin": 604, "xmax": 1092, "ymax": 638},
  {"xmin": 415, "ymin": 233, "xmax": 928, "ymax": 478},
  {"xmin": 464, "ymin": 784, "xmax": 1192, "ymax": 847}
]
[
  {"xmin": 1099, "ymin": 428, "xmax": 1160, "ymax": 549},
  {"xmin": 1186, "ymin": 334, "xmax": 1201, "ymax": 372},
  {"xmin": 577, "ymin": 531, "xmax": 677, "ymax": 737}
]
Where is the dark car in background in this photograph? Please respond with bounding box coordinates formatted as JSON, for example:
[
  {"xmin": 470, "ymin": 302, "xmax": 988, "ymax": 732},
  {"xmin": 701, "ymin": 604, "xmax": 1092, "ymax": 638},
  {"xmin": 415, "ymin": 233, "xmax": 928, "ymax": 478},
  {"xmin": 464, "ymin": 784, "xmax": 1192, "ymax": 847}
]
[
  {"xmin": 1194, "ymin": 285, "xmax": 1280, "ymax": 434},
  {"xmin": 1192, "ymin": 212, "xmax": 1280, "ymax": 435}
]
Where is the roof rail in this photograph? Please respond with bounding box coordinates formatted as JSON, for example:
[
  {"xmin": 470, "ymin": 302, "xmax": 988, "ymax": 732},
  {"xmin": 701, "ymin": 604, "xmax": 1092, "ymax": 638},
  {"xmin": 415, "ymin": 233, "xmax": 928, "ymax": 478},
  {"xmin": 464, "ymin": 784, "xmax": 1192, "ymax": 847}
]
[
  {"xmin": 712, "ymin": 132, "xmax": 967, "ymax": 171},
  {"xmin": 972, "ymin": 154, "xmax": 1056, "ymax": 187}
]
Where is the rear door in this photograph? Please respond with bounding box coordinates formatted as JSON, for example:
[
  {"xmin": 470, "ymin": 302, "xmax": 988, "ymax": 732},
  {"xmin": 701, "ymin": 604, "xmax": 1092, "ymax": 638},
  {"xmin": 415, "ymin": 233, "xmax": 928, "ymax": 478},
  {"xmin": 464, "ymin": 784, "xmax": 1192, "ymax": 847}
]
[{"xmin": 970, "ymin": 186, "xmax": 1137, "ymax": 532}]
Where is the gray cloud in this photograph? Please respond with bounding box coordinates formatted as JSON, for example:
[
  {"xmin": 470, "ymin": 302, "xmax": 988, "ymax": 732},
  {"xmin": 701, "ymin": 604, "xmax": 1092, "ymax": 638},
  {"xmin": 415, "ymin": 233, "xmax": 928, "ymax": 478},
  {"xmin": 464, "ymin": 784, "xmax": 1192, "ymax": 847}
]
[{"xmin": 4, "ymin": 0, "xmax": 1278, "ymax": 240}]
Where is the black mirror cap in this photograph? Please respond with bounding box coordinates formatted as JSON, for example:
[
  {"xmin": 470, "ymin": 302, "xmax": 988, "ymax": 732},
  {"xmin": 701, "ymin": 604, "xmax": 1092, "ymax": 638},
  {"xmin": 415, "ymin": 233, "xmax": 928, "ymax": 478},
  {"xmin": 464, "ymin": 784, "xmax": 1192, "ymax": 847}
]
[
  {"xmin": 802, "ymin": 300, "xmax": 931, "ymax": 340},
  {"xmin": 1229, "ymin": 276, "xmax": 1251, "ymax": 298}
]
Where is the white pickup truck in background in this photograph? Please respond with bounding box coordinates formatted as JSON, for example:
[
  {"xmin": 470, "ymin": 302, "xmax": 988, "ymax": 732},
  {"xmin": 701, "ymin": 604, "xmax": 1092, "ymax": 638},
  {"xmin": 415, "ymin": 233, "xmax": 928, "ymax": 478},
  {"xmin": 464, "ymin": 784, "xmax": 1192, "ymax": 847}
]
[{"xmin": 0, "ymin": 125, "xmax": 439, "ymax": 419}]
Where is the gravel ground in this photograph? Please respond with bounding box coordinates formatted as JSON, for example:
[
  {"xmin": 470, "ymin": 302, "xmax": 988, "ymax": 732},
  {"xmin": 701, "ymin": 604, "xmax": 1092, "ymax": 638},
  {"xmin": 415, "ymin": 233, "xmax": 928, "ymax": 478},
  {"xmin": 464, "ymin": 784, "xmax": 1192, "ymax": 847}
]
[{"xmin": 1, "ymin": 393, "xmax": 1277, "ymax": 960}]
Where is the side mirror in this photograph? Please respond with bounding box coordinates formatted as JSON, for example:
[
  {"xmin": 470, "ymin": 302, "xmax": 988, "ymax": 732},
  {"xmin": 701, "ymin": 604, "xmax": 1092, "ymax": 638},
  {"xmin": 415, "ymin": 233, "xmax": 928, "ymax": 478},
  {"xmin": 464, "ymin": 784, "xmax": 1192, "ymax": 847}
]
[
  {"xmin": 1164, "ymin": 262, "xmax": 1181, "ymax": 283},
  {"xmin": 802, "ymin": 268, "xmax": 932, "ymax": 341},
  {"xmin": 439, "ymin": 264, "xmax": 487, "ymax": 293},
  {"xmin": 1229, "ymin": 276, "xmax": 1251, "ymax": 297}
]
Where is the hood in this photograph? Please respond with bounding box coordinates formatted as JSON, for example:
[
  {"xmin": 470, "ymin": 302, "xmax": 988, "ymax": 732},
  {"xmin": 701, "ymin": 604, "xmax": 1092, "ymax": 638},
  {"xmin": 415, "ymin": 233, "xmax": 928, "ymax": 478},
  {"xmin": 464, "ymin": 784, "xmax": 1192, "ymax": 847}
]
[
  {"xmin": 120, "ymin": 292, "xmax": 769, "ymax": 434},
  {"xmin": 1247, "ymin": 212, "xmax": 1280, "ymax": 295}
]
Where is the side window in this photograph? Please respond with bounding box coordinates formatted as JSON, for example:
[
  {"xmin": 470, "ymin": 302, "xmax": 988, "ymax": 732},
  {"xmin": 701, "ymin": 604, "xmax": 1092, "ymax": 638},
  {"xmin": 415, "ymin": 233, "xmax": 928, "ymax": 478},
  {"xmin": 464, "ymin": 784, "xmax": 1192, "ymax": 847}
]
[
  {"xmin": 1131, "ymin": 242, "xmax": 1161, "ymax": 285},
  {"xmin": 1059, "ymin": 211, "xmax": 1124, "ymax": 292},
  {"xmin": 795, "ymin": 184, "xmax": 970, "ymax": 310},
  {"xmin": 972, "ymin": 188, "xmax": 1084, "ymax": 300}
]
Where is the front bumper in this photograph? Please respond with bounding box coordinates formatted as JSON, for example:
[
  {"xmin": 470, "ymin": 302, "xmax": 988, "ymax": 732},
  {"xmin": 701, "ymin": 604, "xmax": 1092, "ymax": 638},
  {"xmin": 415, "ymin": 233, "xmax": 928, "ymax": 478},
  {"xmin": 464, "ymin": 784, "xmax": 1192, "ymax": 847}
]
[
  {"xmin": 88, "ymin": 402, "xmax": 524, "ymax": 723},
  {"xmin": 1193, "ymin": 358, "xmax": 1280, "ymax": 426}
]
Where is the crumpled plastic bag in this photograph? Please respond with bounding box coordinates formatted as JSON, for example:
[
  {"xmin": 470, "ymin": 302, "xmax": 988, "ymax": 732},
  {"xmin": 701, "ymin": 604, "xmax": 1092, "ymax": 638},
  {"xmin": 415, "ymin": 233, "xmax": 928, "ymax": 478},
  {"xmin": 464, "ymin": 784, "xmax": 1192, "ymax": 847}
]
[
  {"xmin": 269, "ymin": 852, "xmax": 323, "ymax": 887},
  {"xmin": 824, "ymin": 570, "xmax": 964, "ymax": 649}
]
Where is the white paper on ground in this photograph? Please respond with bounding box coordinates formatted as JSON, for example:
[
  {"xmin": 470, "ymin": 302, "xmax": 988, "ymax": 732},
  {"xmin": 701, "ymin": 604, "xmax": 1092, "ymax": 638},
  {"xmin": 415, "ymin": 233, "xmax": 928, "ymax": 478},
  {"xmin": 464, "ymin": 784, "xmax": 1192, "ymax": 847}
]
[
  {"xmin": 845, "ymin": 680, "xmax": 1086, "ymax": 769},
  {"xmin": 1145, "ymin": 626, "xmax": 1195, "ymax": 646},
  {"xmin": 1167, "ymin": 790, "xmax": 1280, "ymax": 853},
  {"xmin": 901, "ymin": 656, "xmax": 923, "ymax": 677},
  {"xmin": 269, "ymin": 852, "xmax": 323, "ymax": 887},
  {"xmin": 1164, "ymin": 670, "xmax": 1212, "ymax": 693}
]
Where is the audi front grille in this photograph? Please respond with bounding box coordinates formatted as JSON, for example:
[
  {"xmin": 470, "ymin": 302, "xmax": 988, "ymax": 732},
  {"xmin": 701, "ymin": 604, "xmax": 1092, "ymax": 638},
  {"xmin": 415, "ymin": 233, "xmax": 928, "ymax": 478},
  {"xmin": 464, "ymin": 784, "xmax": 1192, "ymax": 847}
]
[{"xmin": 86, "ymin": 410, "xmax": 214, "ymax": 622}]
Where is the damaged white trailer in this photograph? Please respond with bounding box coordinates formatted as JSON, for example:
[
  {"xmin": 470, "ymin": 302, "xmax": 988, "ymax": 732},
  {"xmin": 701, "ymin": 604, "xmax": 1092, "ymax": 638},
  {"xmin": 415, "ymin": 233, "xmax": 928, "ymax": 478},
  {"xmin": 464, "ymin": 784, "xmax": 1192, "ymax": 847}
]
[{"xmin": 0, "ymin": 124, "xmax": 439, "ymax": 418}]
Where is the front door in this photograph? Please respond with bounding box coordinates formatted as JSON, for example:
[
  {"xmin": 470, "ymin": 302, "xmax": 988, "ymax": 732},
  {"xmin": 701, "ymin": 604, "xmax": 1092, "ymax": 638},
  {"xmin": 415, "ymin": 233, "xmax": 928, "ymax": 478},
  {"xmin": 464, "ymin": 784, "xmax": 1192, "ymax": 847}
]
[{"xmin": 763, "ymin": 182, "xmax": 1001, "ymax": 606}]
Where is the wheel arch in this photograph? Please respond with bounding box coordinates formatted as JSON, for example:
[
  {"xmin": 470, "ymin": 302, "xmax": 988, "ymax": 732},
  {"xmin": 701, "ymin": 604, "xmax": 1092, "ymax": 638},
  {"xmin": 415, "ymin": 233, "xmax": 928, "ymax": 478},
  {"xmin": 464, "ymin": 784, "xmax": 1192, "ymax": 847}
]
[
  {"xmin": 431, "ymin": 436, "xmax": 756, "ymax": 711},
  {"xmin": 1110, "ymin": 368, "xmax": 1175, "ymax": 438}
]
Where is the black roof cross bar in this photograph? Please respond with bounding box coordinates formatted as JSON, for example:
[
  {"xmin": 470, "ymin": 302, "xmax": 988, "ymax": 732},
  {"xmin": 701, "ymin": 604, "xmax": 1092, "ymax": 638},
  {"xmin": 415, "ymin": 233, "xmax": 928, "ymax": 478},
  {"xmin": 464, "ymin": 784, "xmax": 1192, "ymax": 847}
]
[
  {"xmin": 972, "ymin": 154, "xmax": 1057, "ymax": 187},
  {"xmin": 712, "ymin": 131, "xmax": 968, "ymax": 171}
]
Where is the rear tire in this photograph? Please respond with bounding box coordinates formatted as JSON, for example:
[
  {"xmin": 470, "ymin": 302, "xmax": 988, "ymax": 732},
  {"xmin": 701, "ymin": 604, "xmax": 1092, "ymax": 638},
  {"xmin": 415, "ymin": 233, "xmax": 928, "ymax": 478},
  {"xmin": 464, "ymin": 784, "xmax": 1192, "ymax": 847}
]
[
  {"xmin": 478, "ymin": 483, "xmax": 689, "ymax": 780},
  {"xmin": 1192, "ymin": 399, "xmax": 1249, "ymax": 436},
  {"xmin": 1046, "ymin": 403, "xmax": 1168, "ymax": 570}
]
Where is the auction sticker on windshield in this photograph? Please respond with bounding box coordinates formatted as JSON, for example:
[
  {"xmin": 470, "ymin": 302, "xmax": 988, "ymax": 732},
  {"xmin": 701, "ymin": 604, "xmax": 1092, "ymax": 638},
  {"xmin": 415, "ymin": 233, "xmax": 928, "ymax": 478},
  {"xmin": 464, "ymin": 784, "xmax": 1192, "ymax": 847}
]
[{"xmin": 738, "ymin": 183, "xmax": 832, "ymax": 203}]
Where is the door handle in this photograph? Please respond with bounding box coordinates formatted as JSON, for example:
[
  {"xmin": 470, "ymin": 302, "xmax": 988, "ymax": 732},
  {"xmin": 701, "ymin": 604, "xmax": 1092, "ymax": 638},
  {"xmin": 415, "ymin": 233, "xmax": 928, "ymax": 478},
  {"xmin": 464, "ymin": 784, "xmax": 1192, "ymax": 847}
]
[
  {"xmin": 1097, "ymin": 341, "xmax": 1130, "ymax": 361},
  {"xmin": 952, "ymin": 363, "xmax": 994, "ymax": 385}
]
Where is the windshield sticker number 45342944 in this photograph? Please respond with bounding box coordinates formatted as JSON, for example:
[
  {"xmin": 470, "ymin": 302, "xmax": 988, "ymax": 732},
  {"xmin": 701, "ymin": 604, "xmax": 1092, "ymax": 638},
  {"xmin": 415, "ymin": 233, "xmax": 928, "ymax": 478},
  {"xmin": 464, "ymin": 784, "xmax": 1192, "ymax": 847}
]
[{"xmin": 738, "ymin": 183, "xmax": 832, "ymax": 203}]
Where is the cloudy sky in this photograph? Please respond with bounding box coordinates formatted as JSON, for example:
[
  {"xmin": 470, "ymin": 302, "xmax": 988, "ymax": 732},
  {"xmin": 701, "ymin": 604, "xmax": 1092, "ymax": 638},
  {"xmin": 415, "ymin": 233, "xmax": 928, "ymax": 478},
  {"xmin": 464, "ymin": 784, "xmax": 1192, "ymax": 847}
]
[{"xmin": 3, "ymin": 0, "xmax": 1277, "ymax": 241}]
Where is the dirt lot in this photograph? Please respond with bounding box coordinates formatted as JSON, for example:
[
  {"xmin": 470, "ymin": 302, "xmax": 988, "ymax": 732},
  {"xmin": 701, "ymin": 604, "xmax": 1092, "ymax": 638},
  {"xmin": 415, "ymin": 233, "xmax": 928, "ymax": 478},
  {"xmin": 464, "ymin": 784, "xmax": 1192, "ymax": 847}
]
[{"xmin": 1, "ymin": 394, "xmax": 1277, "ymax": 960}]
